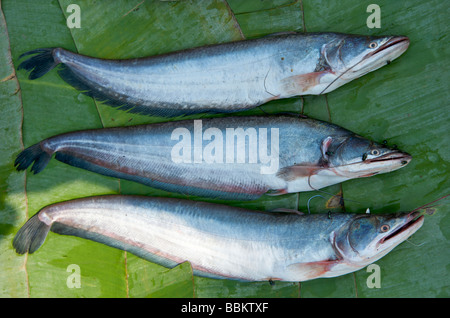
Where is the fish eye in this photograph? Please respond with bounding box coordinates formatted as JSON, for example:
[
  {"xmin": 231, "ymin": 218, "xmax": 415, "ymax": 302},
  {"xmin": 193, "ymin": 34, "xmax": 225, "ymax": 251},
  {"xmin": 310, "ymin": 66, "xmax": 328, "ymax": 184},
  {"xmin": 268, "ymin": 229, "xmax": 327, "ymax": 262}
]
[
  {"xmin": 369, "ymin": 42, "xmax": 378, "ymax": 49},
  {"xmin": 381, "ymin": 224, "xmax": 390, "ymax": 232},
  {"xmin": 371, "ymin": 149, "xmax": 380, "ymax": 156}
]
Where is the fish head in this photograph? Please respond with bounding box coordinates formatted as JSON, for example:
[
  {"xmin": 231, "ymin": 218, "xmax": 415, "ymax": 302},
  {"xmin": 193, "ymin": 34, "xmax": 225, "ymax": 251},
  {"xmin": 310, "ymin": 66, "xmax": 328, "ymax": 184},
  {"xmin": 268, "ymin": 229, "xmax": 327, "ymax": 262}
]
[
  {"xmin": 334, "ymin": 211, "xmax": 424, "ymax": 265},
  {"xmin": 322, "ymin": 34, "xmax": 409, "ymax": 88},
  {"xmin": 325, "ymin": 135, "xmax": 412, "ymax": 178}
]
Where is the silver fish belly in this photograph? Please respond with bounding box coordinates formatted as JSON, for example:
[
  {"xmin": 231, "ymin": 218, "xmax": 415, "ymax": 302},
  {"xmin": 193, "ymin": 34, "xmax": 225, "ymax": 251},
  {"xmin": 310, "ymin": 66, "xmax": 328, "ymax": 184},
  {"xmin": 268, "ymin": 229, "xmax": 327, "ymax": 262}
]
[
  {"xmin": 17, "ymin": 33, "xmax": 409, "ymax": 117},
  {"xmin": 12, "ymin": 195, "xmax": 424, "ymax": 282},
  {"xmin": 14, "ymin": 116, "xmax": 411, "ymax": 200}
]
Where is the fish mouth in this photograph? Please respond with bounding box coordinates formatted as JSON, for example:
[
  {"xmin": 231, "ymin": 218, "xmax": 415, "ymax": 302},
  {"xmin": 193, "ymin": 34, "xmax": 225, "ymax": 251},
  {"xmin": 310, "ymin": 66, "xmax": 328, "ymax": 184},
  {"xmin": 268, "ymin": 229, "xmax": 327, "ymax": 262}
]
[
  {"xmin": 379, "ymin": 212, "xmax": 424, "ymax": 245},
  {"xmin": 355, "ymin": 36, "xmax": 409, "ymax": 73},
  {"xmin": 364, "ymin": 151, "xmax": 412, "ymax": 165},
  {"xmin": 369, "ymin": 36, "xmax": 410, "ymax": 58},
  {"xmin": 351, "ymin": 151, "xmax": 411, "ymax": 177},
  {"xmin": 330, "ymin": 151, "xmax": 411, "ymax": 178}
]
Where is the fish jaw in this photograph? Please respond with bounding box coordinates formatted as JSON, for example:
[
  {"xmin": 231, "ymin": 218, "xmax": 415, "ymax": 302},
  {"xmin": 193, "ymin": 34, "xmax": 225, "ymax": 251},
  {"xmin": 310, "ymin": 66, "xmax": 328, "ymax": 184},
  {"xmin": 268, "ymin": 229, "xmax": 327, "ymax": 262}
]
[
  {"xmin": 314, "ymin": 211, "xmax": 424, "ymax": 279},
  {"xmin": 335, "ymin": 211, "xmax": 424, "ymax": 270},
  {"xmin": 277, "ymin": 150, "xmax": 411, "ymax": 192},
  {"xmin": 376, "ymin": 212, "xmax": 424, "ymax": 252},
  {"xmin": 345, "ymin": 36, "xmax": 410, "ymax": 79},
  {"xmin": 356, "ymin": 212, "xmax": 424, "ymax": 267},
  {"xmin": 361, "ymin": 150, "xmax": 412, "ymax": 176},
  {"xmin": 319, "ymin": 36, "xmax": 410, "ymax": 94},
  {"xmin": 286, "ymin": 150, "xmax": 412, "ymax": 191},
  {"xmin": 331, "ymin": 150, "xmax": 412, "ymax": 179}
]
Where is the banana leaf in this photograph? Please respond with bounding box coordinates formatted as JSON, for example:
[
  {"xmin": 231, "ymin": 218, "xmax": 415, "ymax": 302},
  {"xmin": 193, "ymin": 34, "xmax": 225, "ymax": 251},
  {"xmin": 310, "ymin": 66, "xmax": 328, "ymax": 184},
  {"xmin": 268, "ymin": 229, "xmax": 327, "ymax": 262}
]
[{"xmin": 0, "ymin": 0, "xmax": 448, "ymax": 298}]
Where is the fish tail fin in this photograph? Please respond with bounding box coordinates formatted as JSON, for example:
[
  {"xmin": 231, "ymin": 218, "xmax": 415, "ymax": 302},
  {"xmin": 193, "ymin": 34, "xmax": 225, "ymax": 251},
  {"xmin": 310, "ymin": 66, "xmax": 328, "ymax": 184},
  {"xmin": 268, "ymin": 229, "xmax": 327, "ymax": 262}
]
[
  {"xmin": 13, "ymin": 213, "xmax": 51, "ymax": 254},
  {"xmin": 17, "ymin": 48, "xmax": 59, "ymax": 80},
  {"xmin": 15, "ymin": 143, "xmax": 52, "ymax": 174}
]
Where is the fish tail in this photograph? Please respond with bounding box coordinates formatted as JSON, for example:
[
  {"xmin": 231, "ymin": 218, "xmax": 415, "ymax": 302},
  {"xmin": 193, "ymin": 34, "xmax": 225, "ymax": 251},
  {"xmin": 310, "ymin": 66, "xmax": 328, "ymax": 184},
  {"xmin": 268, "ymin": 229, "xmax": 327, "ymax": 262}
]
[
  {"xmin": 13, "ymin": 213, "xmax": 51, "ymax": 254},
  {"xmin": 14, "ymin": 143, "xmax": 52, "ymax": 174},
  {"xmin": 17, "ymin": 48, "xmax": 59, "ymax": 80}
]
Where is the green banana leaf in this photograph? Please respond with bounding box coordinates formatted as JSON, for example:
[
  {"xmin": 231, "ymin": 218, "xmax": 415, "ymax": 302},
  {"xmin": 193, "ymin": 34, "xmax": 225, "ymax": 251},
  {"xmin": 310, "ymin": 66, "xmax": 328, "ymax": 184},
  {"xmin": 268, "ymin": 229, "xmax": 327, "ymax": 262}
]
[{"xmin": 0, "ymin": 0, "xmax": 448, "ymax": 298}]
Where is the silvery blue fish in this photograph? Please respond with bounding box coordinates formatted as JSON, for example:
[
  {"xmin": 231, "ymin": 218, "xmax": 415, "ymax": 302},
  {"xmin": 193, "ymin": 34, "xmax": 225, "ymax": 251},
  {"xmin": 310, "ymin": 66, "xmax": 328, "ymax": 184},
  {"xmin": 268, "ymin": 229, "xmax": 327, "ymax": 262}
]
[
  {"xmin": 13, "ymin": 195, "xmax": 424, "ymax": 282},
  {"xmin": 17, "ymin": 32, "xmax": 409, "ymax": 117},
  {"xmin": 14, "ymin": 115, "xmax": 411, "ymax": 200}
]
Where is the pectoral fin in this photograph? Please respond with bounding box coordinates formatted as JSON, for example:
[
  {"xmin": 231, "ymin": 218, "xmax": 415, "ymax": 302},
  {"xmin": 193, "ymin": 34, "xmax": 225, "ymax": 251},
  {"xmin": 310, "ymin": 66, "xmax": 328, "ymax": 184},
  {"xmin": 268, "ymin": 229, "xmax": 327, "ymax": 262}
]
[
  {"xmin": 281, "ymin": 71, "xmax": 328, "ymax": 94},
  {"xmin": 276, "ymin": 165, "xmax": 320, "ymax": 181},
  {"xmin": 276, "ymin": 137, "xmax": 334, "ymax": 182},
  {"xmin": 288, "ymin": 260, "xmax": 340, "ymax": 280}
]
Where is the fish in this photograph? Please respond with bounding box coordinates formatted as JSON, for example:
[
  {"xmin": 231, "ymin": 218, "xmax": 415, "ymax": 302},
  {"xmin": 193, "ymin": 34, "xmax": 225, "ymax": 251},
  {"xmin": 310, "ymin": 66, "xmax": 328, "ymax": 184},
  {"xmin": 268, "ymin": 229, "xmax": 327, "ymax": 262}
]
[
  {"xmin": 14, "ymin": 115, "xmax": 412, "ymax": 200},
  {"xmin": 17, "ymin": 32, "xmax": 409, "ymax": 117},
  {"xmin": 12, "ymin": 195, "xmax": 425, "ymax": 282}
]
